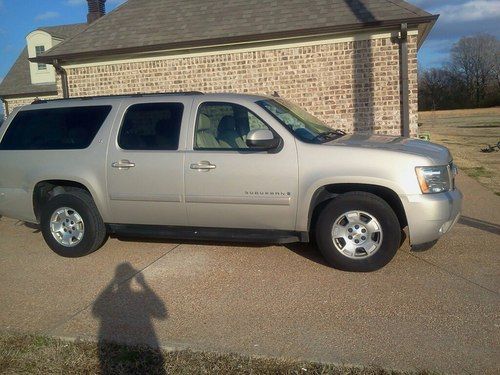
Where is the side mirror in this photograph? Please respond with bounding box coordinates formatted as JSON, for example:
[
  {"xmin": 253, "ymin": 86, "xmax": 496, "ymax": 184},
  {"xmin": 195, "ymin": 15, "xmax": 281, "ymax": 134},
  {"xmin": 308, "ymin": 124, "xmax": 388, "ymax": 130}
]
[{"xmin": 246, "ymin": 129, "xmax": 279, "ymax": 149}]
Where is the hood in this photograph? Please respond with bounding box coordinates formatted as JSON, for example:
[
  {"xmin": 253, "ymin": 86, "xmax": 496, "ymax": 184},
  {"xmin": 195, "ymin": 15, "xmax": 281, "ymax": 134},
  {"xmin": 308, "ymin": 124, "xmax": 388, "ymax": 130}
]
[{"xmin": 327, "ymin": 134, "xmax": 452, "ymax": 165}]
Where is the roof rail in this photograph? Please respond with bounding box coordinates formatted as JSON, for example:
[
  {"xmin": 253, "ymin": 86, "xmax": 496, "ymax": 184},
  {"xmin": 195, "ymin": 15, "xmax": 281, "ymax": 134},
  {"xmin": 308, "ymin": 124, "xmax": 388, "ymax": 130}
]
[{"xmin": 31, "ymin": 91, "xmax": 204, "ymax": 104}]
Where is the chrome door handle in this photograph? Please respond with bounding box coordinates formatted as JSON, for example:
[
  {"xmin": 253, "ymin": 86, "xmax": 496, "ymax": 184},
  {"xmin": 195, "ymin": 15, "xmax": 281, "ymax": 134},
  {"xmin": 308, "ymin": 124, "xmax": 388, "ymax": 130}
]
[
  {"xmin": 112, "ymin": 160, "xmax": 136, "ymax": 169},
  {"xmin": 190, "ymin": 161, "xmax": 216, "ymax": 171}
]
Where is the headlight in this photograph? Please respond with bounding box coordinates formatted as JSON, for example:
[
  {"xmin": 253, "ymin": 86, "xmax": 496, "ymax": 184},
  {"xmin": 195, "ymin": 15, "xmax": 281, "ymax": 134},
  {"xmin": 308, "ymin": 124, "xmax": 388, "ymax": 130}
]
[{"xmin": 415, "ymin": 166, "xmax": 451, "ymax": 194}]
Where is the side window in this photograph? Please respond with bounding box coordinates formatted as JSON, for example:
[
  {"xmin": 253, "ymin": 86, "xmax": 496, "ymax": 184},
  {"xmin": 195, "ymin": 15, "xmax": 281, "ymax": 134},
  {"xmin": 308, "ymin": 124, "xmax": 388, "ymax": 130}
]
[
  {"xmin": 0, "ymin": 106, "xmax": 111, "ymax": 150},
  {"xmin": 118, "ymin": 103, "xmax": 184, "ymax": 151},
  {"xmin": 194, "ymin": 102, "xmax": 269, "ymax": 150}
]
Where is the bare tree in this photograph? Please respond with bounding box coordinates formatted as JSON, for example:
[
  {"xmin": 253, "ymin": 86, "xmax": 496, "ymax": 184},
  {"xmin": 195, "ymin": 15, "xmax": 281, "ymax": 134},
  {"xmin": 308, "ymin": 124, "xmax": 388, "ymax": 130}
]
[
  {"xmin": 450, "ymin": 34, "xmax": 499, "ymax": 106},
  {"xmin": 494, "ymin": 45, "xmax": 500, "ymax": 90}
]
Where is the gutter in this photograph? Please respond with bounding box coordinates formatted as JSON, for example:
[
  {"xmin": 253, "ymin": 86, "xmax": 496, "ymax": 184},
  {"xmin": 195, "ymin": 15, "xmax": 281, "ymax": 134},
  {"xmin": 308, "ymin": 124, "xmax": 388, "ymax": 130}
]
[
  {"xmin": 31, "ymin": 15, "xmax": 439, "ymax": 64},
  {"xmin": 52, "ymin": 59, "xmax": 69, "ymax": 99}
]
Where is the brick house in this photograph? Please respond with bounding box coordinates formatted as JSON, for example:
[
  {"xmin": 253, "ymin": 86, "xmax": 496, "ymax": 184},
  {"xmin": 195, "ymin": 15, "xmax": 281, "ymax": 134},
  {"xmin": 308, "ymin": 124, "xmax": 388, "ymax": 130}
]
[{"xmin": 0, "ymin": 0, "xmax": 437, "ymax": 136}]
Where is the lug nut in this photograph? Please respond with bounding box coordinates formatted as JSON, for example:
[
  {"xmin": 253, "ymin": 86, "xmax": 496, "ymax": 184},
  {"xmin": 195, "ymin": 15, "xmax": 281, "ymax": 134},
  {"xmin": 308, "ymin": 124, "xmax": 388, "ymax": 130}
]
[
  {"xmin": 348, "ymin": 228, "xmax": 353, "ymax": 233},
  {"xmin": 361, "ymin": 229, "xmax": 366, "ymax": 233},
  {"xmin": 355, "ymin": 239, "xmax": 359, "ymax": 244},
  {"xmin": 348, "ymin": 235, "xmax": 353, "ymax": 240},
  {"xmin": 361, "ymin": 236, "xmax": 366, "ymax": 240},
  {"xmin": 355, "ymin": 225, "xmax": 359, "ymax": 229}
]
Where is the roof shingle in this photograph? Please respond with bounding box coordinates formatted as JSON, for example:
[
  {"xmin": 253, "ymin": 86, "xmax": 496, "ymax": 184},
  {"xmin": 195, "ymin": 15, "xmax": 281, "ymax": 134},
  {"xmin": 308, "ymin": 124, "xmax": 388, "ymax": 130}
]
[{"xmin": 39, "ymin": 0, "xmax": 435, "ymax": 62}]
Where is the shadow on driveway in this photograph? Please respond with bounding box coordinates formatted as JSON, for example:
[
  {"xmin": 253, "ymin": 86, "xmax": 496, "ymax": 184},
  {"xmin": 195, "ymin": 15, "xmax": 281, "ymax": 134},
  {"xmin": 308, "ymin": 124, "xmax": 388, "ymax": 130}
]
[
  {"xmin": 458, "ymin": 216, "xmax": 500, "ymax": 236},
  {"xmin": 92, "ymin": 262, "xmax": 167, "ymax": 374}
]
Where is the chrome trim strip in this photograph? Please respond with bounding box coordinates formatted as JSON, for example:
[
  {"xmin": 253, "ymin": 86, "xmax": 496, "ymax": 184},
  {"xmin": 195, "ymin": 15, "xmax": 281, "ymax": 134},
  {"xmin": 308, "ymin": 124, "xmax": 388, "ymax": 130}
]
[
  {"xmin": 186, "ymin": 195, "xmax": 291, "ymax": 206},
  {"xmin": 109, "ymin": 193, "xmax": 182, "ymax": 203}
]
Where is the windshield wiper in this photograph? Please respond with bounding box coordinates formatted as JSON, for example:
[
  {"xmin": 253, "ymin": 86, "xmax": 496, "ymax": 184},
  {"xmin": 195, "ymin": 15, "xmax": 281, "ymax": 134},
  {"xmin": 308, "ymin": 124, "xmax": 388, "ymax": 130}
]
[{"xmin": 312, "ymin": 129, "xmax": 346, "ymax": 142}]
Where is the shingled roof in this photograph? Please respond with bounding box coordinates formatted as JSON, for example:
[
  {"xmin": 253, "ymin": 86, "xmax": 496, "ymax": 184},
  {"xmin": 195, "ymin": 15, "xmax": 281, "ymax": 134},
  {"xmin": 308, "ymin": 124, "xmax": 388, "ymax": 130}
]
[
  {"xmin": 36, "ymin": 0, "xmax": 437, "ymax": 63},
  {"xmin": 0, "ymin": 23, "xmax": 87, "ymax": 97}
]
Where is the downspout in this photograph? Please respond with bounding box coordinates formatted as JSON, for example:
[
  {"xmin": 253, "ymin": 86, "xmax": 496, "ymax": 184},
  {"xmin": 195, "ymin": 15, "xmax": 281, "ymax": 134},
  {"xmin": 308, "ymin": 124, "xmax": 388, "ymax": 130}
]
[
  {"xmin": 399, "ymin": 23, "xmax": 410, "ymax": 138},
  {"xmin": 1, "ymin": 98, "xmax": 9, "ymax": 118},
  {"xmin": 52, "ymin": 59, "xmax": 69, "ymax": 99}
]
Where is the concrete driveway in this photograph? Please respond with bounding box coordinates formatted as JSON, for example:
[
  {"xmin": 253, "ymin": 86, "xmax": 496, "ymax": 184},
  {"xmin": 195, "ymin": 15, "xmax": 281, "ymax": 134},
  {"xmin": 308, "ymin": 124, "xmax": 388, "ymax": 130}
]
[{"xmin": 0, "ymin": 173, "xmax": 499, "ymax": 374}]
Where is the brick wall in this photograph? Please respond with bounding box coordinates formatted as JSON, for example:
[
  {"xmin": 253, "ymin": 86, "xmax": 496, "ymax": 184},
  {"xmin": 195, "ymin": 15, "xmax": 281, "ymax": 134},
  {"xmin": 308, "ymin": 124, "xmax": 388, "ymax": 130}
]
[
  {"xmin": 2, "ymin": 76, "xmax": 63, "ymax": 117},
  {"xmin": 4, "ymin": 35, "xmax": 418, "ymax": 135},
  {"xmin": 3, "ymin": 96, "xmax": 53, "ymax": 116},
  {"xmin": 66, "ymin": 35, "xmax": 418, "ymax": 136}
]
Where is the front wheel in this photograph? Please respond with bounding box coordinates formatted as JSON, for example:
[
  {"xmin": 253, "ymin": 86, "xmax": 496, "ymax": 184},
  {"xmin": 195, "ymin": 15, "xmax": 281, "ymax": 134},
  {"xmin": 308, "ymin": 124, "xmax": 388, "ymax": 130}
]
[
  {"xmin": 315, "ymin": 192, "xmax": 401, "ymax": 272},
  {"xmin": 40, "ymin": 190, "xmax": 107, "ymax": 257}
]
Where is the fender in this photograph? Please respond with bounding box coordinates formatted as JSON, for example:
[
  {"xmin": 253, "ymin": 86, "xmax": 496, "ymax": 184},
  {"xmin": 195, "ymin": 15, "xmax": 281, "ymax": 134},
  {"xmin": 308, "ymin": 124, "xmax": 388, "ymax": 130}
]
[{"xmin": 297, "ymin": 176, "xmax": 406, "ymax": 232}]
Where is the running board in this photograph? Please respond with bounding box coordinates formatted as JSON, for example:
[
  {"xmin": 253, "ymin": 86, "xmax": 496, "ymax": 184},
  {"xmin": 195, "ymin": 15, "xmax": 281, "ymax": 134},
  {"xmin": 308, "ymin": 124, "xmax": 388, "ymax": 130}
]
[{"xmin": 107, "ymin": 224, "xmax": 305, "ymax": 244}]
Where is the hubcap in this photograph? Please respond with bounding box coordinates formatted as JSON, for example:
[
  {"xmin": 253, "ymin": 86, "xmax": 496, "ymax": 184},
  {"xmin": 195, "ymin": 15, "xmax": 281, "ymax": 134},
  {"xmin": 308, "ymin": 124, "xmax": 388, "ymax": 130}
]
[
  {"xmin": 331, "ymin": 210, "xmax": 383, "ymax": 259},
  {"xmin": 49, "ymin": 207, "xmax": 85, "ymax": 247}
]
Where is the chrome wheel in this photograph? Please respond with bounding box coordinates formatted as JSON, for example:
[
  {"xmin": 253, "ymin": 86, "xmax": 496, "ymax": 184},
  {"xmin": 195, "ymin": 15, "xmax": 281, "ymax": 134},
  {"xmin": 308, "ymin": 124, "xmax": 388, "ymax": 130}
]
[
  {"xmin": 49, "ymin": 207, "xmax": 85, "ymax": 247},
  {"xmin": 331, "ymin": 210, "xmax": 383, "ymax": 259}
]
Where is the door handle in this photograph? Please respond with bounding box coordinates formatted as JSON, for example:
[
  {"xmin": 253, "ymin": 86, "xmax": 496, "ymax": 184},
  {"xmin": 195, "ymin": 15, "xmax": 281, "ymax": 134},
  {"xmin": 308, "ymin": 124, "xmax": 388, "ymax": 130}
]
[
  {"xmin": 112, "ymin": 160, "xmax": 136, "ymax": 169},
  {"xmin": 190, "ymin": 161, "xmax": 216, "ymax": 171}
]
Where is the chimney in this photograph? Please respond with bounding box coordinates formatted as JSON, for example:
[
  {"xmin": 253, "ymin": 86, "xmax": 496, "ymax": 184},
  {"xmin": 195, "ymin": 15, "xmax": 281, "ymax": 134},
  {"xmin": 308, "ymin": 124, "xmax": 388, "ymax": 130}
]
[{"xmin": 87, "ymin": 0, "xmax": 106, "ymax": 24}]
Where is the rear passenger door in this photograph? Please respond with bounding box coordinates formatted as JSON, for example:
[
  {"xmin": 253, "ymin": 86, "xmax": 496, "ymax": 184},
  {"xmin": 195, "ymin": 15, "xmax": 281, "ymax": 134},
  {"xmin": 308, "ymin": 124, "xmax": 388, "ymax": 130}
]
[{"xmin": 106, "ymin": 99, "xmax": 191, "ymax": 225}]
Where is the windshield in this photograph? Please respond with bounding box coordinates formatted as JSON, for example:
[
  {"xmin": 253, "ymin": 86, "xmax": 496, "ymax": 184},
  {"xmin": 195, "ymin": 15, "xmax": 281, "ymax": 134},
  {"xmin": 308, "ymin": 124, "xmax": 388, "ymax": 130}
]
[{"xmin": 257, "ymin": 98, "xmax": 345, "ymax": 143}]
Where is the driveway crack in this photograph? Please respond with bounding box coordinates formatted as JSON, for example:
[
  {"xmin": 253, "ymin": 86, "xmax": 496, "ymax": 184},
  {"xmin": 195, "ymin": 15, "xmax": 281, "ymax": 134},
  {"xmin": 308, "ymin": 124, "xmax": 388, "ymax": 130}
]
[
  {"xmin": 44, "ymin": 244, "xmax": 181, "ymax": 335},
  {"xmin": 408, "ymin": 252, "xmax": 499, "ymax": 296}
]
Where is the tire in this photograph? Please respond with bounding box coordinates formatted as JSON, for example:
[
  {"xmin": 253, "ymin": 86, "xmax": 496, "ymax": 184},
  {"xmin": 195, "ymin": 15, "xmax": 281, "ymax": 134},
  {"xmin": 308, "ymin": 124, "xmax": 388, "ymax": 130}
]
[
  {"xmin": 315, "ymin": 192, "xmax": 401, "ymax": 272},
  {"xmin": 40, "ymin": 190, "xmax": 107, "ymax": 257}
]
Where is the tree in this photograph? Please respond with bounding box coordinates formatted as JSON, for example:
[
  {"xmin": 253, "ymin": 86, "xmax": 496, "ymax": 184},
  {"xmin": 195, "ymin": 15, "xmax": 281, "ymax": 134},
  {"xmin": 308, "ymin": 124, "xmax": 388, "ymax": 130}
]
[
  {"xmin": 419, "ymin": 33, "xmax": 500, "ymax": 110},
  {"xmin": 449, "ymin": 34, "xmax": 499, "ymax": 107}
]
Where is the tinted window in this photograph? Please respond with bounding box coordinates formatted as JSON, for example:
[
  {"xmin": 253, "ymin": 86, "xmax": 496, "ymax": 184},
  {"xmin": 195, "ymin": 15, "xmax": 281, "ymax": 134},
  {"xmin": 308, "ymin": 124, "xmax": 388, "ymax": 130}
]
[
  {"xmin": 0, "ymin": 106, "xmax": 111, "ymax": 150},
  {"xmin": 118, "ymin": 103, "xmax": 183, "ymax": 150},
  {"xmin": 195, "ymin": 102, "xmax": 269, "ymax": 150}
]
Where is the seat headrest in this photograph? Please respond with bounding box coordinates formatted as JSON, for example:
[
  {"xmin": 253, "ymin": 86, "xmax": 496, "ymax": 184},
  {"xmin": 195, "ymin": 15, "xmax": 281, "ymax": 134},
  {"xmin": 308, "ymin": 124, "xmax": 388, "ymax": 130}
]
[
  {"xmin": 198, "ymin": 114, "xmax": 212, "ymax": 131},
  {"xmin": 218, "ymin": 116, "xmax": 236, "ymax": 133}
]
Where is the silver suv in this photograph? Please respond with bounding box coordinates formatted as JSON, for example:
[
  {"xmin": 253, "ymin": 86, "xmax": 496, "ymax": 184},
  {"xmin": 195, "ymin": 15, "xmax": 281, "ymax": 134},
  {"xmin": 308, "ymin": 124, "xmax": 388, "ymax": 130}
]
[{"xmin": 0, "ymin": 93, "xmax": 462, "ymax": 271}]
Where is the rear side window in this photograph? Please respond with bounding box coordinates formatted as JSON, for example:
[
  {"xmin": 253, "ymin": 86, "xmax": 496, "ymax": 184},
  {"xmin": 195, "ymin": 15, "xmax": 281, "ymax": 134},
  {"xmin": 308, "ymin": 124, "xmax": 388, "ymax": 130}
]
[
  {"xmin": 0, "ymin": 106, "xmax": 111, "ymax": 150},
  {"xmin": 118, "ymin": 103, "xmax": 184, "ymax": 151}
]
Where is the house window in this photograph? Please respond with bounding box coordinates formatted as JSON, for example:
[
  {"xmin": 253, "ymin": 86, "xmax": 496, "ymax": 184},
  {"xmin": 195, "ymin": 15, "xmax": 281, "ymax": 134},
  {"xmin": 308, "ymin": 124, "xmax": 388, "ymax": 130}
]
[{"xmin": 35, "ymin": 46, "xmax": 46, "ymax": 70}]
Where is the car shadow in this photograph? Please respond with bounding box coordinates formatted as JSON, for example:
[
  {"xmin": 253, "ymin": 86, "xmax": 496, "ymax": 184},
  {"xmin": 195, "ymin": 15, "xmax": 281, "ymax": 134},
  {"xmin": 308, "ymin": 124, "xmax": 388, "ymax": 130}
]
[
  {"xmin": 458, "ymin": 216, "xmax": 500, "ymax": 236},
  {"xmin": 92, "ymin": 262, "xmax": 167, "ymax": 374}
]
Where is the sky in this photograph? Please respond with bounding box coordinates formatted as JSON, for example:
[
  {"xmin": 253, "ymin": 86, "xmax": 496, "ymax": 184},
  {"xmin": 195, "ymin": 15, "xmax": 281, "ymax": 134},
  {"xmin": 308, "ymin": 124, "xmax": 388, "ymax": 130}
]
[
  {"xmin": 0, "ymin": 0, "xmax": 499, "ymax": 86},
  {"xmin": 410, "ymin": 0, "xmax": 500, "ymax": 68}
]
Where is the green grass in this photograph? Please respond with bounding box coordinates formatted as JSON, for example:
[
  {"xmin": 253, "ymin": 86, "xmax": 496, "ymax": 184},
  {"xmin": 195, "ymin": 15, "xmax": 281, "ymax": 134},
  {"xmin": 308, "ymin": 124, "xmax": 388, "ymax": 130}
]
[{"xmin": 0, "ymin": 332, "xmax": 436, "ymax": 375}]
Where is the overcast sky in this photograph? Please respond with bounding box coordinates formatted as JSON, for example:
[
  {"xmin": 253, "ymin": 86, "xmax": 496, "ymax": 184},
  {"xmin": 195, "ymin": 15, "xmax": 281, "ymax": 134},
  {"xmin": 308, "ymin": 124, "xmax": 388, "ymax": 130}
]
[{"xmin": 0, "ymin": 0, "xmax": 499, "ymax": 89}]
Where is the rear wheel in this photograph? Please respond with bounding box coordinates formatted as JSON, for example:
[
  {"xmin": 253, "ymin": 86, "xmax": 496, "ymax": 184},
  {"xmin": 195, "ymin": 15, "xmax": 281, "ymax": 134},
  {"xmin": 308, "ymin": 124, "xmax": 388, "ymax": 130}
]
[
  {"xmin": 40, "ymin": 190, "xmax": 107, "ymax": 257},
  {"xmin": 315, "ymin": 192, "xmax": 401, "ymax": 272}
]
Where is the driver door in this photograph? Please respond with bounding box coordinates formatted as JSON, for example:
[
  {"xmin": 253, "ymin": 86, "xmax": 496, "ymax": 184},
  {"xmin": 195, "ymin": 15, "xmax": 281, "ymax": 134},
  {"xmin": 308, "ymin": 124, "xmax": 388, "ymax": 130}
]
[{"xmin": 184, "ymin": 99, "xmax": 299, "ymax": 230}]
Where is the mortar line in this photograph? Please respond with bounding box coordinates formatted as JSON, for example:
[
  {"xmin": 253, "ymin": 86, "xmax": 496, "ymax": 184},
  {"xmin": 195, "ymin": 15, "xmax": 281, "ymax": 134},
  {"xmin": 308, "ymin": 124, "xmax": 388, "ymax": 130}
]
[
  {"xmin": 45, "ymin": 243, "xmax": 182, "ymax": 335},
  {"xmin": 408, "ymin": 251, "xmax": 499, "ymax": 296}
]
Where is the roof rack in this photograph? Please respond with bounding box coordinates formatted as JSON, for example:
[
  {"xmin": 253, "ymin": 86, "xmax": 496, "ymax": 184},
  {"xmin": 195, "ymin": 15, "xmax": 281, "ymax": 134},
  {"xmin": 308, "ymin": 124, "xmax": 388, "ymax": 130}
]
[{"xmin": 31, "ymin": 91, "xmax": 204, "ymax": 104}]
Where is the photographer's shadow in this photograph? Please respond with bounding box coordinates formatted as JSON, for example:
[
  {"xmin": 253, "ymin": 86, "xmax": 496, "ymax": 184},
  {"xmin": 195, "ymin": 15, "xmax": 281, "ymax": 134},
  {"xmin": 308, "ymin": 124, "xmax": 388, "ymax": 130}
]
[{"xmin": 92, "ymin": 262, "xmax": 167, "ymax": 374}]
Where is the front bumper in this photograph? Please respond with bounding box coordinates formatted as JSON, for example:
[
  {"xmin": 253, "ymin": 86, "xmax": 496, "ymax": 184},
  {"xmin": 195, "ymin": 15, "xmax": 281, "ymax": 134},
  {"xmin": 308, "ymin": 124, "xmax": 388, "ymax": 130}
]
[{"xmin": 401, "ymin": 188, "xmax": 463, "ymax": 246}]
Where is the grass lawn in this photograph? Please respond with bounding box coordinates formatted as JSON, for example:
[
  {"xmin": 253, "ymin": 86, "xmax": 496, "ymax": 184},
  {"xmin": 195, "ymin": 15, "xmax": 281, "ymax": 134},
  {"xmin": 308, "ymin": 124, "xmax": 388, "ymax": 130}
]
[
  {"xmin": 0, "ymin": 332, "xmax": 435, "ymax": 375},
  {"xmin": 418, "ymin": 107, "xmax": 500, "ymax": 195}
]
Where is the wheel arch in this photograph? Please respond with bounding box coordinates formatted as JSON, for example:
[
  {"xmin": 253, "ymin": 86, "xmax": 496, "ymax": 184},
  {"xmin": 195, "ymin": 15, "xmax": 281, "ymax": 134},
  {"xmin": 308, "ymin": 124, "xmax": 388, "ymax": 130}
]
[
  {"xmin": 32, "ymin": 179, "xmax": 102, "ymax": 222},
  {"xmin": 307, "ymin": 183, "xmax": 408, "ymax": 234}
]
